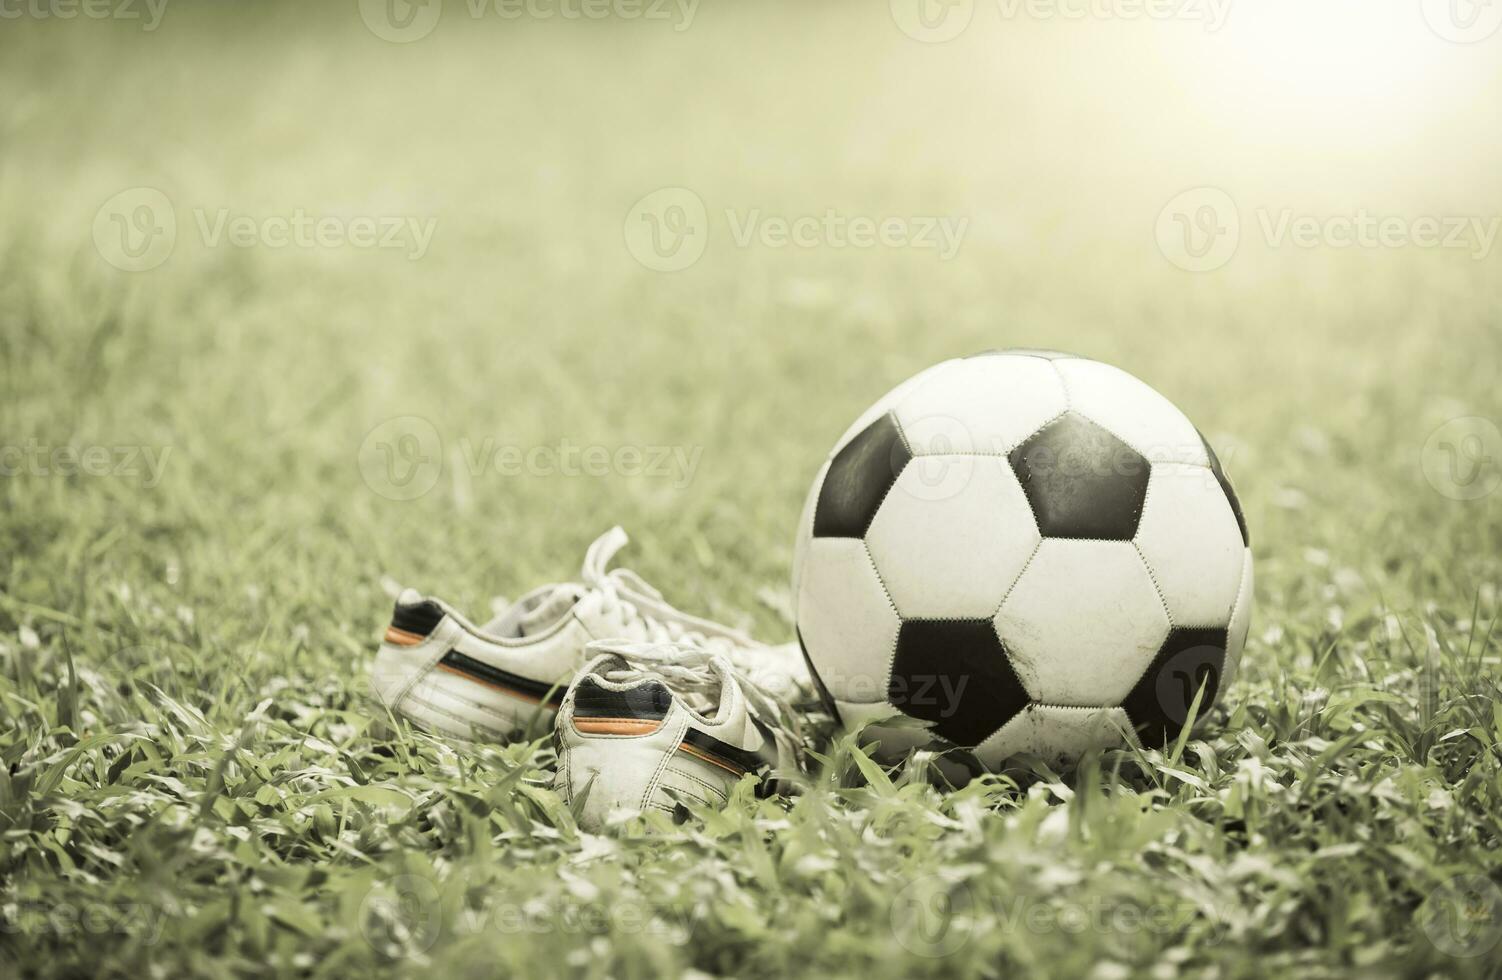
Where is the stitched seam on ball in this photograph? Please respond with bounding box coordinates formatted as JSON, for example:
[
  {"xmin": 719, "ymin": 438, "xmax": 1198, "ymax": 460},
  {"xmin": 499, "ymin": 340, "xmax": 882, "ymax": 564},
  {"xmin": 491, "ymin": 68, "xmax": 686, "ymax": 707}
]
[
  {"xmin": 1011, "ymin": 705, "xmax": 1147, "ymax": 752},
  {"xmin": 808, "ymin": 463, "xmax": 827, "ymax": 539},
  {"xmin": 1224, "ymin": 548, "xmax": 1254, "ymax": 680},
  {"xmin": 898, "ymin": 616, "xmax": 1005, "ymax": 623},
  {"xmin": 861, "ymin": 538, "xmax": 904, "ymax": 684},
  {"xmin": 858, "ymin": 412, "xmax": 916, "ymax": 538},
  {"xmin": 1117, "ymin": 614, "xmax": 1168, "ymax": 700},
  {"xmin": 792, "ymin": 462, "xmax": 826, "ymax": 605},
  {"xmin": 1090, "ymin": 416, "xmax": 1161, "ymax": 465},
  {"xmin": 860, "ymin": 538, "xmax": 902, "ymax": 617},
  {"xmin": 1048, "ymin": 362, "xmax": 1200, "ymax": 465},
  {"xmin": 891, "ymin": 408, "xmax": 916, "ymax": 457},
  {"xmin": 1228, "ymin": 547, "xmax": 1252, "ymax": 628},
  {"xmin": 913, "ymin": 452, "xmax": 1214, "ymax": 472},
  {"xmin": 1132, "ymin": 481, "xmax": 1176, "ymax": 629},
  {"xmin": 1028, "ymin": 702, "xmax": 1127, "ymax": 714},
  {"xmin": 991, "ymin": 536, "xmax": 1043, "ymax": 622},
  {"xmin": 1037, "ymin": 533, "xmax": 1143, "ymax": 544},
  {"xmin": 1049, "ymin": 358, "xmax": 1072, "ymax": 411},
  {"xmin": 1012, "ymin": 409, "xmax": 1071, "ymax": 459}
]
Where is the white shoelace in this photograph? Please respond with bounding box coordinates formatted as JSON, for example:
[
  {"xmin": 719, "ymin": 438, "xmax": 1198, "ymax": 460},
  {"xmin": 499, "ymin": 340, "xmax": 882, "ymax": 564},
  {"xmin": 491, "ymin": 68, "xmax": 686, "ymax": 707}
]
[
  {"xmin": 576, "ymin": 528, "xmax": 762, "ymax": 657},
  {"xmin": 590, "ymin": 640, "xmax": 804, "ymax": 785}
]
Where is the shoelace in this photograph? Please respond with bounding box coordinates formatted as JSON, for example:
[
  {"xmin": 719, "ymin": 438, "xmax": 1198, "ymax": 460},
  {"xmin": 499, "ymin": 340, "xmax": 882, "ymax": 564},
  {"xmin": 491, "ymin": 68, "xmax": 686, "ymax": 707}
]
[
  {"xmin": 590, "ymin": 640, "xmax": 804, "ymax": 786},
  {"xmin": 577, "ymin": 528, "xmax": 762, "ymax": 659}
]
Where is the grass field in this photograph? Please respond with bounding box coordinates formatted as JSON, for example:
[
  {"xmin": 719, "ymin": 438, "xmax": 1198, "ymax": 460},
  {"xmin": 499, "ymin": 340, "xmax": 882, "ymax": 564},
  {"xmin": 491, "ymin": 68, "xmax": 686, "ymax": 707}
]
[{"xmin": 3, "ymin": 3, "xmax": 1502, "ymax": 977}]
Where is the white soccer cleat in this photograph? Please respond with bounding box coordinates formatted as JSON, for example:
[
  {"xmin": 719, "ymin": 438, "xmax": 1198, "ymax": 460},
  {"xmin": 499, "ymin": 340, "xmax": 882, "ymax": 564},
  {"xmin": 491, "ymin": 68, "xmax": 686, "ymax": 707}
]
[
  {"xmin": 369, "ymin": 527, "xmax": 812, "ymax": 742},
  {"xmin": 554, "ymin": 641, "xmax": 802, "ymax": 831}
]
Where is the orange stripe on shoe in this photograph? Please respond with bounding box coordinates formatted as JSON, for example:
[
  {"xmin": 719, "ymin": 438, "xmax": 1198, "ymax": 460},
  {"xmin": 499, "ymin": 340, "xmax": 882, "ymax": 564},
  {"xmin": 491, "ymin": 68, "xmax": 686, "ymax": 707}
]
[
  {"xmin": 573, "ymin": 717, "xmax": 664, "ymax": 736},
  {"xmin": 384, "ymin": 625, "xmax": 427, "ymax": 646},
  {"xmin": 677, "ymin": 742, "xmax": 747, "ymax": 776}
]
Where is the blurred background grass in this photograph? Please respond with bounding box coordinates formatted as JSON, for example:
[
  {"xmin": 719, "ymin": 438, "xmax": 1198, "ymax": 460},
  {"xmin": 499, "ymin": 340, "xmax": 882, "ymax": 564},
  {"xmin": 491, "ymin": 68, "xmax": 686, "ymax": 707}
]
[
  {"xmin": 4, "ymin": 0, "xmax": 1499, "ymax": 628},
  {"xmin": 2, "ymin": 1, "xmax": 1501, "ymax": 975}
]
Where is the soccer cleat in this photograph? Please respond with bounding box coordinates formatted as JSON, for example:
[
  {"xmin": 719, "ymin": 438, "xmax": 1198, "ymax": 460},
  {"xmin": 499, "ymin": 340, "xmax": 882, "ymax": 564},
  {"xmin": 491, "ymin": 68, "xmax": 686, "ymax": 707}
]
[
  {"xmin": 554, "ymin": 641, "xmax": 802, "ymax": 831},
  {"xmin": 369, "ymin": 527, "xmax": 811, "ymax": 742}
]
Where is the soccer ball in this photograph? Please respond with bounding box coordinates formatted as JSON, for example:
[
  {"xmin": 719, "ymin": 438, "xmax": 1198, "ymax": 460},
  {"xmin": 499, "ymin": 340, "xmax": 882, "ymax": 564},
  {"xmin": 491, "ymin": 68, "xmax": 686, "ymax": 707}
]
[{"xmin": 792, "ymin": 349, "xmax": 1252, "ymax": 768}]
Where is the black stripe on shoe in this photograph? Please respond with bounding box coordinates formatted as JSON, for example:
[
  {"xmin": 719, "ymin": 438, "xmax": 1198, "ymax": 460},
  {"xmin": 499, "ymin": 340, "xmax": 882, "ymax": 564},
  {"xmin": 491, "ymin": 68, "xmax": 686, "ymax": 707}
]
[
  {"xmin": 392, "ymin": 599, "xmax": 446, "ymax": 637},
  {"xmin": 571, "ymin": 677, "xmax": 673, "ymax": 720},
  {"xmin": 679, "ymin": 728, "xmax": 767, "ymax": 777},
  {"xmin": 437, "ymin": 650, "xmax": 565, "ymax": 707}
]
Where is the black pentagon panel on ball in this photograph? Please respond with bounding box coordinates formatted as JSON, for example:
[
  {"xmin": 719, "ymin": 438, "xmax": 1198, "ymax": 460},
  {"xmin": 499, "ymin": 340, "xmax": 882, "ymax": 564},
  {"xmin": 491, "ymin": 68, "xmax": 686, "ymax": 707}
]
[
  {"xmin": 812, "ymin": 412, "xmax": 912, "ymax": 539},
  {"xmin": 888, "ymin": 619, "xmax": 1030, "ymax": 747},
  {"xmin": 1121, "ymin": 627, "xmax": 1228, "ymax": 749},
  {"xmin": 1199, "ymin": 430, "xmax": 1249, "ymax": 546},
  {"xmin": 966, "ymin": 348, "xmax": 1079, "ymax": 360},
  {"xmin": 1008, "ymin": 412, "xmax": 1150, "ymax": 540}
]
